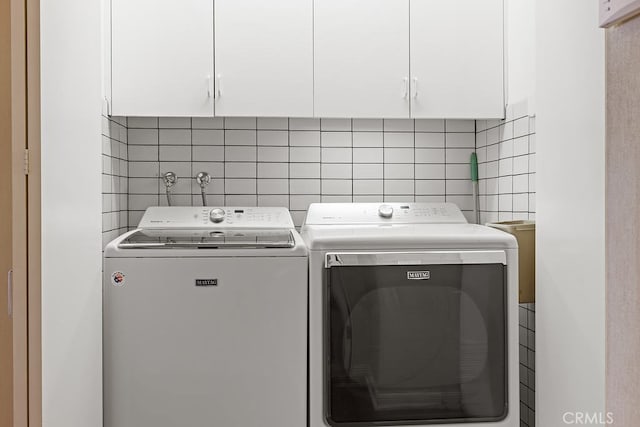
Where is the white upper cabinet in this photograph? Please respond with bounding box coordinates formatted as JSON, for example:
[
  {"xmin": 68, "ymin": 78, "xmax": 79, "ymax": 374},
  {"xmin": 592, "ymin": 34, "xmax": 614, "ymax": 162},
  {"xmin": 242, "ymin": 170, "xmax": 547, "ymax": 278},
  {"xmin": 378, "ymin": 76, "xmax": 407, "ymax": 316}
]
[
  {"xmin": 214, "ymin": 0, "xmax": 313, "ymax": 117},
  {"xmin": 109, "ymin": 0, "xmax": 504, "ymax": 118},
  {"xmin": 410, "ymin": 0, "xmax": 504, "ymax": 119},
  {"xmin": 314, "ymin": 0, "xmax": 410, "ymax": 118},
  {"xmin": 111, "ymin": 0, "xmax": 214, "ymax": 117}
]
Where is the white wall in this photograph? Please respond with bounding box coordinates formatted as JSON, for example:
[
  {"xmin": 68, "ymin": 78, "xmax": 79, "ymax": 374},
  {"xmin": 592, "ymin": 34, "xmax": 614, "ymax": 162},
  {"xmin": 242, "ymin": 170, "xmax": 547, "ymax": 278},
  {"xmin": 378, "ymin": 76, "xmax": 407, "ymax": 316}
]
[
  {"xmin": 536, "ymin": 2, "xmax": 605, "ymax": 426},
  {"xmin": 506, "ymin": 0, "xmax": 535, "ymax": 107},
  {"xmin": 41, "ymin": 0, "xmax": 104, "ymax": 426}
]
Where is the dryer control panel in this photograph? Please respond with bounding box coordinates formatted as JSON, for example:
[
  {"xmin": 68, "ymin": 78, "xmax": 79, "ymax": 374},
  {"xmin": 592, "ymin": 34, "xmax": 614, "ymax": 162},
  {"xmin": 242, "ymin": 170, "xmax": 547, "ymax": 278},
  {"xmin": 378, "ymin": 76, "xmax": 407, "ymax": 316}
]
[
  {"xmin": 303, "ymin": 203, "xmax": 468, "ymax": 225},
  {"xmin": 138, "ymin": 206, "xmax": 295, "ymax": 229}
]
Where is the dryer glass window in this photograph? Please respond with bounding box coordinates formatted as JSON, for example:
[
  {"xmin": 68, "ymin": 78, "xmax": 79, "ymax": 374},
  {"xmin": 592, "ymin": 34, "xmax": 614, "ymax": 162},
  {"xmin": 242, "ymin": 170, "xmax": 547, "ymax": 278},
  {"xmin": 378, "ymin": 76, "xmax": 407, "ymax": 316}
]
[{"xmin": 326, "ymin": 262, "xmax": 507, "ymax": 425}]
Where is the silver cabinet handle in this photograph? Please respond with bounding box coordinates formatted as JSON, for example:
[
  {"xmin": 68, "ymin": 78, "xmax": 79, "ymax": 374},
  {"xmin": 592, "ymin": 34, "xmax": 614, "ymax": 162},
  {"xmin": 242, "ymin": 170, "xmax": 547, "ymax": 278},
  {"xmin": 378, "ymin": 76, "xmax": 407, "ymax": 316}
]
[
  {"xmin": 401, "ymin": 77, "xmax": 409, "ymax": 99},
  {"xmin": 215, "ymin": 74, "xmax": 222, "ymax": 98},
  {"xmin": 411, "ymin": 77, "xmax": 419, "ymax": 99},
  {"xmin": 206, "ymin": 75, "xmax": 212, "ymax": 98}
]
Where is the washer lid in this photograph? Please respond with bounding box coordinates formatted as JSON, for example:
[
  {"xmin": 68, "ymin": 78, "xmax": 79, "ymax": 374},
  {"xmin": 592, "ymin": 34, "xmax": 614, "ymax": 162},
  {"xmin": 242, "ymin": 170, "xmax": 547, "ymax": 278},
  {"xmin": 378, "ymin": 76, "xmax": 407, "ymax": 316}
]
[
  {"xmin": 118, "ymin": 228, "xmax": 295, "ymax": 249},
  {"xmin": 303, "ymin": 203, "xmax": 467, "ymax": 225}
]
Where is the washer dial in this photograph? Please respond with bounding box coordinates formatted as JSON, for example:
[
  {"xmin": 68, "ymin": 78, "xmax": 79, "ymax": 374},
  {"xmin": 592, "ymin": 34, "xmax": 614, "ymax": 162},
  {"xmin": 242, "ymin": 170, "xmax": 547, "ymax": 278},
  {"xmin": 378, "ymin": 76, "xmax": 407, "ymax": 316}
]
[
  {"xmin": 209, "ymin": 208, "xmax": 226, "ymax": 223},
  {"xmin": 378, "ymin": 204, "xmax": 394, "ymax": 218}
]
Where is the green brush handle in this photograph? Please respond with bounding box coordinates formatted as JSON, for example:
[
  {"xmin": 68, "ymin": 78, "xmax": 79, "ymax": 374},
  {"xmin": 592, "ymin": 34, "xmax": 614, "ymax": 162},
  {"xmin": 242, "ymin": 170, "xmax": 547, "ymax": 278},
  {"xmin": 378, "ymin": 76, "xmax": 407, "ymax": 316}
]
[{"xmin": 470, "ymin": 152, "xmax": 479, "ymax": 182}]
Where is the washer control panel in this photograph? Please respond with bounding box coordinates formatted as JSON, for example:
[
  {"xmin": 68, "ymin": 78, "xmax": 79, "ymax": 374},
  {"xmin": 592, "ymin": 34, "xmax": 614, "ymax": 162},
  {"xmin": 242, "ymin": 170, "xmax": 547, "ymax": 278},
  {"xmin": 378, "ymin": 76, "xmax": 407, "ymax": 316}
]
[
  {"xmin": 138, "ymin": 206, "xmax": 295, "ymax": 229},
  {"xmin": 304, "ymin": 203, "xmax": 468, "ymax": 225}
]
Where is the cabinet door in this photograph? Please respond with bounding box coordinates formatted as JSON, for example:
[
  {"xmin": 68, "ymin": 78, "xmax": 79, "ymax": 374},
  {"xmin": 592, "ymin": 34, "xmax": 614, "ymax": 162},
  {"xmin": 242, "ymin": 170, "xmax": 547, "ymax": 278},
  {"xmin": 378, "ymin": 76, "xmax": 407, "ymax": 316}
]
[
  {"xmin": 410, "ymin": 0, "xmax": 504, "ymax": 119},
  {"xmin": 314, "ymin": 0, "xmax": 410, "ymax": 118},
  {"xmin": 111, "ymin": 0, "xmax": 214, "ymax": 117},
  {"xmin": 214, "ymin": 0, "xmax": 313, "ymax": 117}
]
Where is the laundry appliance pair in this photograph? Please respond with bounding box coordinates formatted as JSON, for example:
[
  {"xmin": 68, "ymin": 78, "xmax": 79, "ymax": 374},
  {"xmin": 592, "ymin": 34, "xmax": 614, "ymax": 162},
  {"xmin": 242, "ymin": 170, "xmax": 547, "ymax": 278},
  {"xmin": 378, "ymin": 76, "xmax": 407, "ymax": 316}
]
[{"xmin": 103, "ymin": 203, "xmax": 518, "ymax": 427}]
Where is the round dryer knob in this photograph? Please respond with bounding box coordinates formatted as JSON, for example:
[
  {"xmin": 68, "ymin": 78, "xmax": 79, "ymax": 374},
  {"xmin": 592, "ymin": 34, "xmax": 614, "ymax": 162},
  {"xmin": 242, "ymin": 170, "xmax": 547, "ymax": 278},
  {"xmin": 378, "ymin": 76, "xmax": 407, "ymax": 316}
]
[
  {"xmin": 209, "ymin": 208, "xmax": 226, "ymax": 223},
  {"xmin": 378, "ymin": 204, "xmax": 394, "ymax": 218}
]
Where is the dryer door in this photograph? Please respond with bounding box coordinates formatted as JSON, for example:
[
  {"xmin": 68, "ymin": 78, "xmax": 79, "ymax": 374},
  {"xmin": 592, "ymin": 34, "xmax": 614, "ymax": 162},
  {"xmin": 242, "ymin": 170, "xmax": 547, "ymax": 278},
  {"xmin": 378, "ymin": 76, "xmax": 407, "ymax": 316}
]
[{"xmin": 325, "ymin": 251, "xmax": 507, "ymax": 426}]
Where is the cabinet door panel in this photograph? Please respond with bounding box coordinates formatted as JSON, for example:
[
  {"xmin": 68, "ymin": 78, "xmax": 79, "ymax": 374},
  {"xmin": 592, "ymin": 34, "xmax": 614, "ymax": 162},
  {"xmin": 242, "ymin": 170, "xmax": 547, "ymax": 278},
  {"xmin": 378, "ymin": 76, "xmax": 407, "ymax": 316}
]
[
  {"xmin": 111, "ymin": 0, "xmax": 214, "ymax": 117},
  {"xmin": 314, "ymin": 0, "xmax": 410, "ymax": 118},
  {"xmin": 410, "ymin": 0, "xmax": 504, "ymax": 119},
  {"xmin": 215, "ymin": 0, "xmax": 313, "ymax": 117}
]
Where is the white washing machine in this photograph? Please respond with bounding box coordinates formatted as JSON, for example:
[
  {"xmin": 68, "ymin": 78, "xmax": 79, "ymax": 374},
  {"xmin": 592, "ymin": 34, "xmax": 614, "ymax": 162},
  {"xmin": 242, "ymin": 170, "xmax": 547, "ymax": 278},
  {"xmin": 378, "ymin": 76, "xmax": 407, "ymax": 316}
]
[
  {"xmin": 301, "ymin": 203, "xmax": 519, "ymax": 427},
  {"xmin": 103, "ymin": 206, "xmax": 307, "ymax": 427}
]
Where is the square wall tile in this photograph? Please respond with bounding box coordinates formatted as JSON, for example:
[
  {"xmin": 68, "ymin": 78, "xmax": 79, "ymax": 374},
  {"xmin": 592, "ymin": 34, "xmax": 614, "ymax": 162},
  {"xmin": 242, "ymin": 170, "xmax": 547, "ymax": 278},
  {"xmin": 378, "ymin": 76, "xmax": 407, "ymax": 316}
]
[
  {"xmin": 352, "ymin": 119, "xmax": 383, "ymax": 132},
  {"xmin": 321, "ymin": 118, "xmax": 352, "ymax": 131},
  {"xmin": 321, "ymin": 132, "xmax": 352, "ymax": 147},
  {"xmin": 258, "ymin": 130, "xmax": 289, "ymax": 146},
  {"xmin": 225, "ymin": 130, "xmax": 256, "ymax": 145},
  {"xmin": 258, "ymin": 163, "xmax": 288, "ymax": 179},
  {"xmin": 290, "ymin": 131, "xmax": 320, "ymax": 147},
  {"xmin": 257, "ymin": 117, "xmax": 289, "ymax": 130},
  {"xmin": 290, "ymin": 163, "xmax": 320, "ymax": 178},
  {"xmin": 193, "ymin": 129, "xmax": 224, "ymax": 145},
  {"xmin": 192, "ymin": 117, "xmax": 224, "ymax": 129},
  {"xmin": 225, "ymin": 146, "xmax": 257, "ymax": 162},
  {"xmin": 290, "ymin": 147, "xmax": 320, "ymax": 163},
  {"xmin": 322, "ymin": 164, "xmax": 352, "ymax": 179},
  {"xmin": 322, "ymin": 147, "xmax": 352, "ymax": 163},
  {"xmin": 159, "ymin": 129, "xmax": 191, "ymax": 145},
  {"xmin": 225, "ymin": 117, "xmax": 257, "ymax": 130},
  {"xmin": 353, "ymin": 132, "xmax": 383, "ymax": 147}
]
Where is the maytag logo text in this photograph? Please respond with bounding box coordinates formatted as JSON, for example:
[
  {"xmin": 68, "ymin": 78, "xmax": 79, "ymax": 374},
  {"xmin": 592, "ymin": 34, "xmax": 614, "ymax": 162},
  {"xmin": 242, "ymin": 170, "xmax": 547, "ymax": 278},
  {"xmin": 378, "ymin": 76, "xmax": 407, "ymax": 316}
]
[
  {"xmin": 195, "ymin": 279, "xmax": 218, "ymax": 287},
  {"xmin": 407, "ymin": 271, "xmax": 431, "ymax": 280}
]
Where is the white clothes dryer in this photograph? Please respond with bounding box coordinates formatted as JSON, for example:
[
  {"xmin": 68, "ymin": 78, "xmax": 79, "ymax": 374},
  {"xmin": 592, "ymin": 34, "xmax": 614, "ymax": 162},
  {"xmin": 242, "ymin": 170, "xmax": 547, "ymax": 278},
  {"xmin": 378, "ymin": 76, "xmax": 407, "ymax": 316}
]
[
  {"xmin": 103, "ymin": 206, "xmax": 307, "ymax": 427},
  {"xmin": 301, "ymin": 203, "xmax": 519, "ymax": 427}
]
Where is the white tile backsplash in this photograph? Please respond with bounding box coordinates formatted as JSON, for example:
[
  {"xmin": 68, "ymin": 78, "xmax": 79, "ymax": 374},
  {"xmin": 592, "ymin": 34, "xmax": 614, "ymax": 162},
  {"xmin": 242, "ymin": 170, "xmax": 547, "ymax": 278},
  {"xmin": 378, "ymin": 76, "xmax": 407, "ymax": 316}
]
[
  {"xmin": 101, "ymin": 115, "xmax": 128, "ymax": 247},
  {"xmin": 108, "ymin": 115, "xmax": 536, "ymax": 257}
]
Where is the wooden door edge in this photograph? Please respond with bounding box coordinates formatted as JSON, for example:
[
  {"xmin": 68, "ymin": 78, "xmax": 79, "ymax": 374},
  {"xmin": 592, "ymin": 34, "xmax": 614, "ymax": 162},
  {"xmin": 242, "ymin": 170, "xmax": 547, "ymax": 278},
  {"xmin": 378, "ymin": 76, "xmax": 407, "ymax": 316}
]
[
  {"xmin": 10, "ymin": 0, "xmax": 29, "ymax": 424},
  {"xmin": 11, "ymin": 0, "xmax": 42, "ymax": 425},
  {"xmin": 26, "ymin": 0, "xmax": 41, "ymax": 424}
]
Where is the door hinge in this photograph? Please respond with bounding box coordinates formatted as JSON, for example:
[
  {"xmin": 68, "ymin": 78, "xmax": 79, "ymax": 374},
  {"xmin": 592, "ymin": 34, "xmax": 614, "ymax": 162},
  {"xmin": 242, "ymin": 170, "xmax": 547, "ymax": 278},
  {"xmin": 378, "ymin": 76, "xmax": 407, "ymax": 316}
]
[
  {"xmin": 23, "ymin": 148, "xmax": 29, "ymax": 175},
  {"xmin": 7, "ymin": 269, "xmax": 12, "ymax": 318}
]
